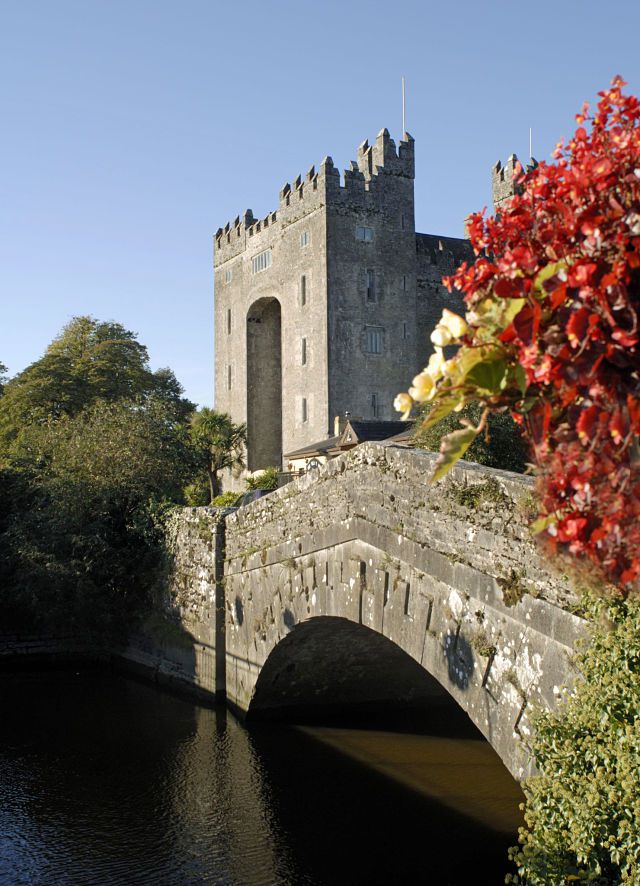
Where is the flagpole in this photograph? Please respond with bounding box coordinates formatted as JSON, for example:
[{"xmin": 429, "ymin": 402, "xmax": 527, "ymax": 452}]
[{"xmin": 402, "ymin": 77, "xmax": 406, "ymax": 135}]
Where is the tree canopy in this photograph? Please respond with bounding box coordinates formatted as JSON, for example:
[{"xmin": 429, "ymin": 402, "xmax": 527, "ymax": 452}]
[
  {"xmin": 0, "ymin": 319, "xmax": 196, "ymax": 635},
  {"xmin": 0, "ymin": 316, "xmax": 193, "ymax": 445}
]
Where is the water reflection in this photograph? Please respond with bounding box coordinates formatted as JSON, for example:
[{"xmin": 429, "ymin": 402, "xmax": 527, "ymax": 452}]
[{"xmin": 0, "ymin": 669, "xmax": 521, "ymax": 885}]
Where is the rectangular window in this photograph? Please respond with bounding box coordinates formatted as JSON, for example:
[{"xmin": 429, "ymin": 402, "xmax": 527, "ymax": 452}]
[
  {"xmin": 226, "ymin": 308, "xmax": 231, "ymax": 334},
  {"xmin": 227, "ymin": 365, "xmax": 232, "ymax": 390},
  {"xmin": 371, "ymin": 392, "xmax": 380, "ymax": 418},
  {"xmin": 301, "ymin": 337, "xmax": 307, "ymax": 365},
  {"xmin": 366, "ymin": 327, "xmax": 383, "ymax": 355},
  {"xmin": 355, "ymin": 225, "xmax": 373, "ymax": 242},
  {"xmin": 402, "ymin": 320, "xmax": 408, "ymax": 340},
  {"xmin": 301, "ymin": 397, "xmax": 308, "ymax": 423},
  {"xmin": 225, "ymin": 269, "xmax": 233, "ymax": 284},
  {"xmin": 251, "ymin": 248, "xmax": 272, "ymax": 274},
  {"xmin": 401, "ymin": 213, "xmax": 406, "ymax": 231},
  {"xmin": 366, "ymin": 269, "xmax": 376, "ymax": 303},
  {"xmin": 402, "ymin": 275, "xmax": 407, "ymax": 292},
  {"xmin": 300, "ymin": 274, "xmax": 307, "ymax": 306},
  {"xmin": 300, "ymin": 230, "xmax": 310, "ymax": 248}
]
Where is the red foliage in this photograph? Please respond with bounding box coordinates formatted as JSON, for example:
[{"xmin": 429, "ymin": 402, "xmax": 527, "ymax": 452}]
[{"xmin": 447, "ymin": 77, "xmax": 640, "ymax": 592}]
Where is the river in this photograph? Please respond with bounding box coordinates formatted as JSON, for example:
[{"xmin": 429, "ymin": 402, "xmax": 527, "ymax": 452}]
[{"xmin": 0, "ymin": 668, "xmax": 522, "ymax": 885}]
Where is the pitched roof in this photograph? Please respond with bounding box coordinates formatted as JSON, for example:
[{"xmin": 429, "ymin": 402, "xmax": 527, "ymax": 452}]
[
  {"xmin": 383, "ymin": 426, "xmax": 415, "ymax": 446},
  {"xmin": 284, "ymin": 421, "xmax": 415, "ymax": 461},
  {"xmin": 283, "ymin": 434, "xmax": 341, "ymax": 459},
  {"xmin": 340, "ymin": 419, "xmax": 413, "ymax": 445}
]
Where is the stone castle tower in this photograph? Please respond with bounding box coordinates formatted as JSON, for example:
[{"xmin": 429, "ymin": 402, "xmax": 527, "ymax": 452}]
[
  {"xmin": 213, "ymin": 129, "xmax": 474, "ymax": 477},
  {"xmin": 491, "ymin": 154, "xmax": 538, "ymax": 210}
]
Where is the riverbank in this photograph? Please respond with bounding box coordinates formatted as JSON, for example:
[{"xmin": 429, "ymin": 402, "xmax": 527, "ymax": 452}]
[{"xmin": 0, "ymin": 629, "xmax": 217, "ymax": 705}]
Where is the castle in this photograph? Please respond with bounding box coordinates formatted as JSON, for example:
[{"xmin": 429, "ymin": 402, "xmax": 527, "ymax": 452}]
[{"xmin": 213, "ymin": 128, "xmax": 522, "ymax": 478}]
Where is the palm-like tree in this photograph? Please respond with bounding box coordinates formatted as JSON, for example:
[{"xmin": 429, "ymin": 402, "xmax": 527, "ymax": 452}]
[{"xmin": 189, "ymin": 409, "xmax": 247, "ymax": 503}]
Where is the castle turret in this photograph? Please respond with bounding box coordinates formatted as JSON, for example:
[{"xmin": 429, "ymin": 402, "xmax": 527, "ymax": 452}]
[{"xmin": 492, "ymin": 154, "xmax": 538, "ymax": 211}]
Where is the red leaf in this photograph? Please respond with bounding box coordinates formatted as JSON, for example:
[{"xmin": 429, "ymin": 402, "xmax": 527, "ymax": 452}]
[{"xmin": 567, "ymin": 307, "xmax": 590, "ymax": 347}]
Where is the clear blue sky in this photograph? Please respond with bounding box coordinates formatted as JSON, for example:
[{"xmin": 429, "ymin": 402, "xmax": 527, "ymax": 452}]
[{"xmin": 1, "ymin": 0, "xmax": 639, "ymax": 407}]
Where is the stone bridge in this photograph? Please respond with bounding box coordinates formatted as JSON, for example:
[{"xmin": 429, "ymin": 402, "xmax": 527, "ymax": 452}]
[{"xmin": 126, "ymin": 443, "xmax": 585, "ymax": 781}]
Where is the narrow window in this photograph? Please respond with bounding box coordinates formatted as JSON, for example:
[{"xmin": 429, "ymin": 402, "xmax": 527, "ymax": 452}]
[
  {"xmin": 226, "ymin": 308, "xmax": 231, "ymax": 334},
  {"xmin": 251, "ymin": 248, "xmax": 272, "ymax": 274},
  {"xmin": 225, "ymin": 268, "xmax": 233, "ymax": 284},
  {"xmin": 366, "ymin": 327, "xmax": 383, "ymax": 355},
  {"xmin": 227, "ymin": 365, "xmax": 232, "ymax": 390},
  {"xmin": 402, "ymin": 275, "xmax": 407, "ymax": 292},
  {"xmin": 300, "ymin": 274, "xmax": 307, "ymax": 306},
  {"xmin": 301, "ymin": 337, "xmax": 307, "ymax": 366},
  {"xmin": 301, "ymin": 397, "xmax": 308, "ymax": 423},
  {"xmin": 300, "ymin": 230, "xmax": 310, "ymax": 248},
  {"xmin": 371, "ymin": 392, "xmax": 379, "ymax": 417},
  {"xmin": 401, "ymin": 213, "xmax": 406, "ymax": 230},
  {"xmin": 356, "ymin": 225, "xmax": 373, "ymax": 242},
  {"xmin": 366, "ymin": 269, "xmax": 376, "ymax": 303},
  {"xmin": 402, "ymin": 321, "xmax": 408, "ymax": 340}
]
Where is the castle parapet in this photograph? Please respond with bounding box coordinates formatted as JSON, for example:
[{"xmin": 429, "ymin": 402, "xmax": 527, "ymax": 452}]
[{"xmin": 214, "ymin": 129, "xmax": 415, "ymax": 266}]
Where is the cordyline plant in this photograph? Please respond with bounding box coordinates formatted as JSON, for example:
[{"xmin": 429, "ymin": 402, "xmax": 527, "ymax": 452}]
[{"xmin": 396, "ymin": 77, "xmax": 640, "ymax": 595}]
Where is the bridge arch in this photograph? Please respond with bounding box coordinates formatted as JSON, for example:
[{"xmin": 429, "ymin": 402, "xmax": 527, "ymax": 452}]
[
  {"xmin": 247, "ymin": 616, "xmax": 473, "ymax": 731},
  {"xmin": 246, "ymin": 297, "xmax": 281, "ymax": 471}
]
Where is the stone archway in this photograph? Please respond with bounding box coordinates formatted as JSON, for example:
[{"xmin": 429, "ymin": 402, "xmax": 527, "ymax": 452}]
[
  {"xmin": 246, "ymin": 297, "xmax": 282, "ymax": 471},
  {"xmin": 247, "ymin": 616, "xmax": 476, "ymax": 736}
]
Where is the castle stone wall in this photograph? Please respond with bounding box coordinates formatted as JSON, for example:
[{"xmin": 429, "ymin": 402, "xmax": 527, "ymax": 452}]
[
  {"xmin": 214, "ymin": 166, "xmax": 330, "ymax": 474},
  {"xmin": 213, "ymin": 130, "xmax": 471, "ymax": 485}
]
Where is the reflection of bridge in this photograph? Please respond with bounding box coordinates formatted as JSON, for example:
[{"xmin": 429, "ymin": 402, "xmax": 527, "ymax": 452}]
[{"xmin": 130, "ymin": 443, "xmax": 584, "ymax": 781}]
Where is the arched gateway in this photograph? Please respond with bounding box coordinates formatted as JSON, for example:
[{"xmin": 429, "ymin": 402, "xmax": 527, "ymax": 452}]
[{"xmin": 246, "ymin": 297, "xmax": 282, "ymax": 471}]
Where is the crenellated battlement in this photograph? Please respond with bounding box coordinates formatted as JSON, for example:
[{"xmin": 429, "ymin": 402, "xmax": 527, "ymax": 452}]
[
  {"xmin": 214, "ymin": 129, "xmax": 415, "ymax": 266},
  {"xmin": 492, "ymin": 154, "xmax": 538, "ymax": 210},
  {"xmin": 416, "ymin": 233, "xmax": 474, "ymax": 270}
]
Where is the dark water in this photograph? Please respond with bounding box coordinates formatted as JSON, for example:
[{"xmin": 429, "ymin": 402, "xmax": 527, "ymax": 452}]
[{"xmin": 0, "ymin": 669, "xmax": 522, "ymax": 885}]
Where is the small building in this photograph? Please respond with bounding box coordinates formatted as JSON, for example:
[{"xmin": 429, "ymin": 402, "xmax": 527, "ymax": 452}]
[{"xmin": 284, "ymin": 417, "xmax": 414, "ymax": 474}]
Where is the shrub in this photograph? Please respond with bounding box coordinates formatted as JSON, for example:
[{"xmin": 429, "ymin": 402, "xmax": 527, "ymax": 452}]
[
  {"xmin": 245, "ymin": 466, "xmax": 279, "ymax": 490},
  {"xmin": 414, "ymin": 400, "xmax": 527, "ymax": 473},
  {"xmin": 507, "ymin": 594, "xmax": 640, "ymax": 884},
  {"xmin": 211, "ymin": 491, "xmax": 239, "ymax": 507},
  {"xmin": 183, "ymin": 475, "xmax": 210, "ymax": 506}
]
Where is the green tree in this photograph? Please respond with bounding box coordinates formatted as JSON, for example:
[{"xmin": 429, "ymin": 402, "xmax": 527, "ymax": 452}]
[
  {"xmin": 0, "ymin": 397, "xmax": 193, "ymax": 634},
  {"xmin": 0, "ymin": 316, "xmax": 193, "ymax": 445},
  {"xmin": 0, "ymin": 319, "xmax": 196, "ymax": 635},
  {"xmin": 189, "ymin": 409, "xmax": 246, "ymax": 502}
]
